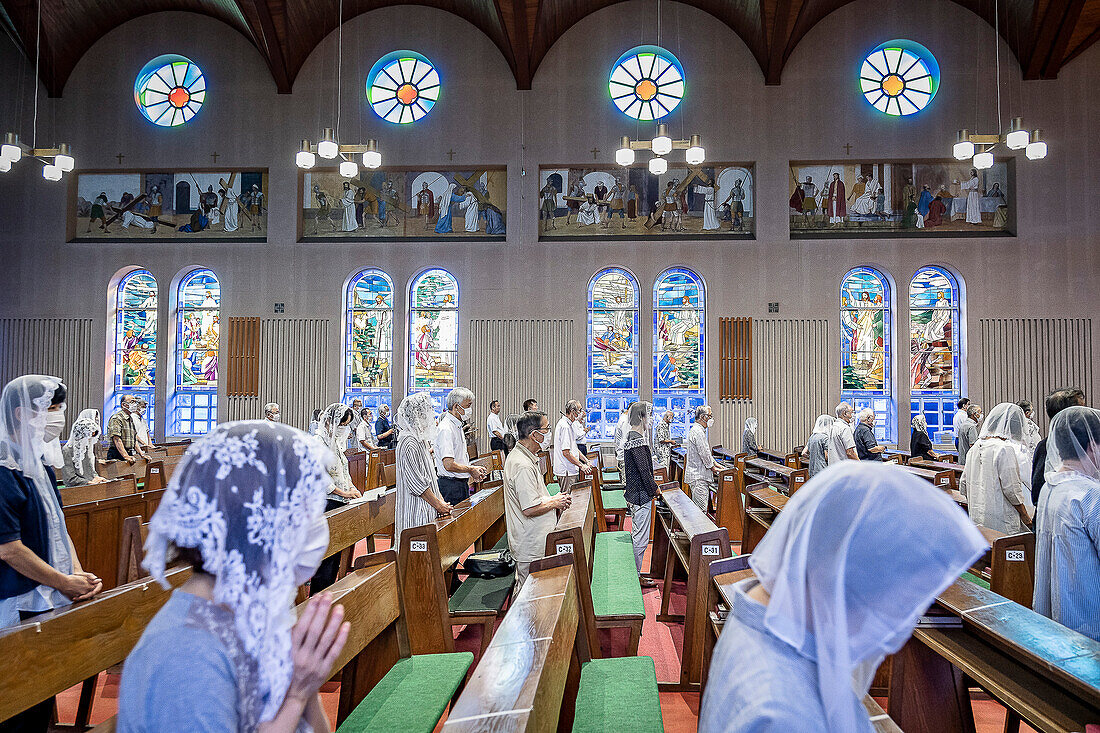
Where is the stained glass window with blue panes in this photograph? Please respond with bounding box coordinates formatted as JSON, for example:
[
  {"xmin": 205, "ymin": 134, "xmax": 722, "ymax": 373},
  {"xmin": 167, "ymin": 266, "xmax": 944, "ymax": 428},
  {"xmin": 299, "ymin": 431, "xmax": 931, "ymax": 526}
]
[
  {"xmin": 409, "ymin": 269, "xmax": 458, "ymax": 409},
  {"xmin": 653, "ymin": 268, "xmax": 705, "ymax": 440},
  {"xmin": 587, "ymin": 268, "xmax": 639, "ymax": 440},
  {"xmin": 345, "ymin": 270, "xmax": 394, "ymax": 414},
  {"xmin": 910, "ymin": 266, "xmax": 961, "ymax": 444},
  {"xmin": 173, "ymin": 269, "xmax": 219, "ymax": 436},
  {"xmin": 112, "ymin": 270, "xmax": 158, "ymax": 434},
  {"xmin": 841, "ymin": 267, "xmax": 895, "ymax": 442}
]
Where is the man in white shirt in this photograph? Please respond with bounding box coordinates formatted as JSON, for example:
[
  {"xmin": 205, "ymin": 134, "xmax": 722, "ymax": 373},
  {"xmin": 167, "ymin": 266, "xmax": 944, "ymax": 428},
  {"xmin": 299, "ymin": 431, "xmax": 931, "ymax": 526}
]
[
  {"xmin": 435, "ymin": 387, "xmax": 489, "ymax": 504},
  {"xmin": 263, "ymin": 402, "xmax": 281, "ymax": 422},
  {"xmin": 504, "ymin": 411, "xmax": 571, "ymax": 595},
  {"xmin": 487, "ymin": 400, "xmax": 507, "ymax": 454},
  {"xmin": 553, "ymin": 400, "xmax": 593, "ymax": 493},
  {"xmin": 952, "ymin": 398, "xmax": 971, "ymax": 450},
  {"xmin": 685, "ymin": 405, "xmax": 720, "ymax": 510},
  {"xmin": 356, "ymin": 407, "xmax": 376, "ymax": 450},
  {"xmin": 828, "ymin": 401, "xmax": 859, "ymax": 465},
  {"xmin": 133, "ymin": 397, "xmax": 153, "ymax": 450},
  {"xmin": 613, "ymin": 403, "xmax": 634, "ymax": 475}
]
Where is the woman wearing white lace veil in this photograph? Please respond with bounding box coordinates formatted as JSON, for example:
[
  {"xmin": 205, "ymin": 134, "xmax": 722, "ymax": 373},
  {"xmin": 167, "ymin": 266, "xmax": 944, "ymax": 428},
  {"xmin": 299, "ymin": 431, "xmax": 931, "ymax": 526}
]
[
  {"xmin": 699, "ymin": 462, "xmax": 986, "ymax": 732},
  {"xmin": 395, "ymin": 392, "xmax": 451, "ymax": 542},
  {"xmin": 61, "ymin": 417, "xmax": 108, "ymax": 486},
  {"xmin": 1033, "ymin": 406, "xmax": 1100, "ymax": 641},
  {"xmin": 118, "ymin": 421, "xmax": 349, "ymax": 733},
  {"xmin": 742, "ymin": 417, "xmax": 759, "ymax": 456},
  {"xmin": 0, "ymin": 376, "xmax": 101, "ymax": 731},
  {"xmin": 310, "ymin": 403, "xmax": 360, "ymax": 593},
  {"xmin": 959, "ymin": 402, "xmax": 1033, "ymax": 533}
]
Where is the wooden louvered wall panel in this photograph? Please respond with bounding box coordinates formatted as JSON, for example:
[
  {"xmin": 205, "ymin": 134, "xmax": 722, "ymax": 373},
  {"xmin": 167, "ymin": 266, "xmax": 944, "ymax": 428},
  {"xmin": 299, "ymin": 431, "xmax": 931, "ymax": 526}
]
[
  {"xmin": 719, "ymin": 317, "xmax": 752, "ymax": 400},
  {"xmin": 226, "ymin": 317, "xmax": 261, "ymax": 397}
]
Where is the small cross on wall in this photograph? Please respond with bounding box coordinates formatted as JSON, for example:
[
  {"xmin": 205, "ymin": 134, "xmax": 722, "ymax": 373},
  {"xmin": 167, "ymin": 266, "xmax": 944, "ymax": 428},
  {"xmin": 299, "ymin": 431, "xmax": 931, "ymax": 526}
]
[
  {"xmin": 211, "ymin": 151, "xmax": 220, "ymax": 164},
  {"xmin": 446, "ymin": 149, "xmax": 456, "ymax": 161},
  {"xmin": 115, "ymin": 153, "xmax": 125, "ymax": 165},
  {"xmin": 843, "ymin": 143, "xmax": 853, "ymax": 155},
  {"xmin": 591, "ymin": 147, "xmax": 600, "ymax": 160}
]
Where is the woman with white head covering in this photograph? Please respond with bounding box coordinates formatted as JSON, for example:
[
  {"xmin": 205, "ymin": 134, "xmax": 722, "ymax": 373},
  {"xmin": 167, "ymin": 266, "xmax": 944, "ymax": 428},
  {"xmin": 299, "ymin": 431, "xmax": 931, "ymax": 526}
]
[
  {"xmin": 700, "ymin": 462, "xmax": 986, "ymax": 732},
  {"xmin": 1017, "ymin": 399, "xmax": 1042, "ymax": 454},
  {"xmin": 910, "ymin": 414, "xmax": 943, "ymax": 461},
  {"xmin": 394, "ymin": 392, "xmax": 452, "ymax": 542},
  {"xmin": 623, "ymin": 401, "xmax": 660, "ymax": 584},
  {"xmin": 0, "ymin": 376, "xmax": 103, "ymax": 731},
  {"xmin": 959, "ymin": 402, "xmax": 1033, "ymax": 533},
  {"xmin": 1033, "ymin": 406, "xmax": 1100, "ymax": 641},
  {"xmin": 61, "ymin": 418, "xmax": 108, "ymax": 486},
  {"xmin": 118, "ymin": 421, "xmax": 349, "ymax": 732},
  {"xmin": 653, "ymin": 410, "xmax": 675, "ymax": 469},
  {"xmin": 742, "ymin": 417, "xmax": 759, "ymax": 456},
  {"xmin": 800, "ymin": 415, "xmax": 833, "ymax": 478},
  {"xmin": 309, "ymin": 403, "xmax": 361, "ymax": 593}
]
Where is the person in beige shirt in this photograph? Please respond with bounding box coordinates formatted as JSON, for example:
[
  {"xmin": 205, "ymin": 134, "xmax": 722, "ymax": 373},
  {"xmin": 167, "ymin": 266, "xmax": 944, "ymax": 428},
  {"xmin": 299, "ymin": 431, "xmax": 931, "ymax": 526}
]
[{"xmin": 503, "ymin": 411, "xmax": 570, "ymax": 595}]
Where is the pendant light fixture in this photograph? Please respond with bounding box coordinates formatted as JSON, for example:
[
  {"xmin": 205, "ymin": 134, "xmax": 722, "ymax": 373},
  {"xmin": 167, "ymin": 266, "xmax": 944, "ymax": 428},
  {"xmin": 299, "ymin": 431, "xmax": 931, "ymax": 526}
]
[{"xmin": 295, "ymin": 0, "xmax": 382, "ymax": 172}]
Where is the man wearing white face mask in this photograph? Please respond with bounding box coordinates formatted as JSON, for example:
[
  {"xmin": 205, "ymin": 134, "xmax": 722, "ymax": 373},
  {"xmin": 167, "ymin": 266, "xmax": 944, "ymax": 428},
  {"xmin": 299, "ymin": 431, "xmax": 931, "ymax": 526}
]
[
  {"xmin": 106, "ymin": 395, "xmax": 148, "ymax": 465},
  {"xmin": 504, "ymin": 411, "xmax": 570, "ymax": 595},
  {"xmin": 434, "ymin": 387, "xmax": 488, "ymax": 505},
  {"xmin": 553, "ymin": 400, "xmax": 593, "ymax": 494},
  {"xmin": 263, "ymin": 402, "xmax": 281, "ymax": 422},
  {"xmin": 685, "ymin": 405, "xmax": 720, "ymax": 511}
]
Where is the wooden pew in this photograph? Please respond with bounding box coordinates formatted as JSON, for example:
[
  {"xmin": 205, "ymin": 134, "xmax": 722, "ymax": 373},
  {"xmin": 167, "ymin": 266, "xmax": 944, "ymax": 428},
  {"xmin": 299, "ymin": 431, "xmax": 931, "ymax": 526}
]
[
  {"xmin": 908, "ymin": 457, "xmax": 965, "ymax": 489},
  {"xmin": 98, "ymin": 453, "xmax": 184, "ymax": 486},
  {"xmin": 587, "ymin": 451, "xmax": 627, "ymax": 532},
  {"xmin": 669, "ymin": 445, "xmax": 687, "ymax": 486},
  {"xmin": 883, "ymin": 448, "xmax": 911, "ymax": 464},
  {"xmin": 59, "ymin": 475, "xmax": 137, "ymax": 506},
  {"xmin": 745, "ymin": 457, "xmax": 809, "ymax": 495},
  {"xmin": 707, "ymin": 459, "xmax": 743, "ymax": 541},
  {"xmin": 740, "ymin": 482, "xmax": 788, "ymax": 553},
  {"xmin": 651, "ymin": 485, "xmax": 732, "ymax": 689},
  {"xmin": 374, "ymin": 448, "xmax": 395, "ymax": 489},
  {"xmin": 544, "ymin": 485, "xmax": 644, "ymax": 656},
  {"xmin": 968, "ymin": 526, "xmax": 1035, "ymax": 608},
  {"xmin": 317, "ymin": 488, "xmax": 397, "ymax": 591},
  {"xmin": 701, "ymin": 557, "xmax": 904, "ymax": 732},
  {"xmin": 0, "ymin": 565, "xmax": 192, "ymax": 724},
  {"xmin": 755, "ymin": 445, "xmax": 799, "ymax": 469},
  {"xmin": 397, "ymin": 484, "xmax": 510, "ymax": 656},
  {"xmin": 64, "ymin": 486, "xmax": 167, "ymax": 590},
  {"xmin": 903, "ymin": 464, "xmax": 955, "ymax": 490},
  {"xmin": 346, "ymin": 449, "xmax": 367, "ymax": 491}
]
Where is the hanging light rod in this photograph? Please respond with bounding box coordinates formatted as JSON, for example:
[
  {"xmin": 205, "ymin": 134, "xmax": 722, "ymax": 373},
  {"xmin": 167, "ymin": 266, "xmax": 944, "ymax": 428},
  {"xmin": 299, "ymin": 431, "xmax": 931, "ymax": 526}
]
[
  {"xmin": 615, "ymin": 125, "xmax": 705, "ymax": 167},
  {"xmin": 0, "ymin": 133, "xmax": 76, "ymax": 178},
  {"xmin": 295, "ymin": 130, "xmax": 383, "ymax": 173},
  {"xmin": 951, "ymin": 117, "xmax": 1047, "ymax": 169}
]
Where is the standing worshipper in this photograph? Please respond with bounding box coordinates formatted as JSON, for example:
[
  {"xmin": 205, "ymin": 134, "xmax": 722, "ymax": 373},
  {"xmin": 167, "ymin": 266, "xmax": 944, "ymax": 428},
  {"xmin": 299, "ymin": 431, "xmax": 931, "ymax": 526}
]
[
  {"xmin": 504, "ymin": 411, "xmax": 569, "ymax": 594},
  {"xmin": 341, "ymin": 182, "xmax": 357, "ymax": 232},
  {"xmin": 654, "ymin": 410, "xmax": 675, "ymax": 469},
  {"xmin": 117, "ymin": 421, "xmax": 349, "ymax": 733},
  {"xmin": 1032, "ymin": 406, "xmax": 1100, "ymax": 641},
  {"xmin": 106, "ymin": 395, "xmax": 148, "ymax": 464},
  {"xmin": 853, "ymin": 409, "xmax": 886, "ymax": 461},
  {"xmin": 347, "ymin": 397, "xmax": 364, "ymax": 451},
  {"xmin": 573, "ymin": 408, "xmax": 590, "ymax": 461},
  {"xmin": 1032, "ymin": 388, "xmax": 1087, "ymax": 504},
  {"xmin": 622, "ymin": 402, "xmax": 660, "ymax": 585},
  {"xmin": 800, "ymin": 415, "xmax": 833, "ymax": 478},
  {"xmin": 1018, "ymin": 399, "xmax": 1042, "ymax": 454},
  {"xmin": 828, "ymin": 402, "xmax": 859, "ymax": 465},
  {"xmin": 434, "ymin": 388, "xmax": 489, "ymax": 505},
  {"xmin": 133, "ymin": 396, "xmax": 154, "ymax": 451},
  {"xmin": 685, "ymin": 405, "xmax": 720, "ymax": 511},
  {"xmin": 356, "ymin": 408, "xmax": 376, "ymax": 450},
  {"xmin": 394, "ymin": 393, "xmax": 452, "ymax": 543},
  {"xmin": 0, "ymin": 376, "xmax": 102, "ymax": 732},
  {"xmin": 487, "ymin": 400, "xmax": 507, "ymax": 454},
  {"xmin": 910, "ymin": 415, "xmax": 943, "ymax": 461},
  {"xmin": 952, "ymin": 397, "xmax": 971, "ymax": 449},
  {"xmin": 61, "ymin": 418, "xmax": 108, "ymax": 487},
  {"xmin": 310, "ymin": 403, "xmax": 361, "ymax": 592},
  {"xmin": 613, "ymin": 404, "xmax": 633, "ymax": 477},
  {"xmin": 523, "ymin": 399, "xmax": 539, "ymax": 412},
  {"xmin": 742, "ymin": 417, "xmax": 759, "ymax": 456},
  {"xmin": 307, "ymin": 409, "xmax": 321, "ymax": 436},
  {"xmin": 699, "ymin": 463, "xmax": 986, "ymax": 733},
  {"xmin": 958, "ymin": 403, "xmax": 983, "ymax": 465},
  {"xmin": 959, "ymin": 403, "xmax": 1032, "ymax": 533},
  {"xmin": 263, "ymin": 402, "xmax": 281, "ymax": 422},
  {"xmin": 375, "ymin": 403, "xmax": 396, "ymax": 449},
  {"xmin": 553, "ymin": 400, "xmax": 592, "ymax": 493},
  {"xmin": 961, "ymin": 168, "xmax": 982, "ymax": 224}
]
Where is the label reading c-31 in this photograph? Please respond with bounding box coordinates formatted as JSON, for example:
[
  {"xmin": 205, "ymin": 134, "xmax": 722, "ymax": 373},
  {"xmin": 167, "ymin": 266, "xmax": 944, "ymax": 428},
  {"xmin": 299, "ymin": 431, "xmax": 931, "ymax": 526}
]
[{"xmin": 702, "ymin": 544, "xmax": 720, "ymax": 556}]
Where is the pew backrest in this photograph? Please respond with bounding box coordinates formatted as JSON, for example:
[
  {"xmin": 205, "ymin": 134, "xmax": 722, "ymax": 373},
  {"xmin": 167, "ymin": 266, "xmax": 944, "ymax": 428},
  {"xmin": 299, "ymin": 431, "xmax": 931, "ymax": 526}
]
[
  {"xmin": 60, "ymin": 476, "xmax": 138, "ymax": 506},
  {"xmin": 64, "ymin": 488, "xmax": 166, "ymax": 589}
]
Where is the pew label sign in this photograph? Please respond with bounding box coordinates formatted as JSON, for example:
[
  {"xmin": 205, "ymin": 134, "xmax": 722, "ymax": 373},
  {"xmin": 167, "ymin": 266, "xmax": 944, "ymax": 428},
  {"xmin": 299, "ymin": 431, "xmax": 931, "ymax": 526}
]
[
  {"xmin": 411, "ymin": 541, "xmax": 428, "ymax": 552},
  {"xmin": 702, "ymin": 544, "xmax": 720, "ymax": 556},
  {"xmin": 557, "ymin": 543, "xmax": 574, "ymax": 555},
  {"xmin": 1006, "ymin": 550, "xmax": 1026, "ymax": 562}
]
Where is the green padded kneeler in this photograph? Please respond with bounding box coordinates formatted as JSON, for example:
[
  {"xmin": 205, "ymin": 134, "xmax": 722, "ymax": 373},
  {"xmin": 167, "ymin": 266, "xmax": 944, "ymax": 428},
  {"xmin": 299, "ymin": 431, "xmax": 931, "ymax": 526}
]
[
  {"xmin": 961, "ymin": 571, "xmax": 990, "ymax": 589},
  {"xmin": 591, "ymin": 531, "xmax": 645, "ymax": 617},
  {"xmin": 547, "ymin": 482, "xmax": 561, "ymax": 495},
  {"xmin": 601, "ymin": 470, "xmax": 620, "ymax": 483},
  {"xmin": 449, "ymin": 572, "xmax": 515, "ymax": 614},
  {"xmin": 336, "ymin": 652, "xmax": 473, "ymax": 732},
  {"xmin": 601, "ymin": 489, "xmax": 627, "ymax": 510},
  {"xmin": 572, "ymin": 657, "xmax": 663, "ymax": 733},
  {"xmin": 492, "ymin": 533, "xmax": 510, "ymax": 551}
]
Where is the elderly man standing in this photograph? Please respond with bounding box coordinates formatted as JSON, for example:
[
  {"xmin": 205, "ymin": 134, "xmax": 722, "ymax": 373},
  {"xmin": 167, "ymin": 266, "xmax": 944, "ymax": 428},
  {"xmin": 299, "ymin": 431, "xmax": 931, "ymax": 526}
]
[
  {"xmin": 106, "ymin": 395, "xmax": 148, "ymax": 465},
  {"xmin": 685, "ymin": 405, "xmax": 720, "ymax": 510},
  {"xmin": 263, "ymin": 402, "xmax": 280, "ymax": 422},
  {"xmin": 487, "ymin": 400, "xmax": 507, "ymax": 454},
  {"xmin": 375, "ymin": 403, "xmax": 396, "ymax": 449},
  {"xmin": 613, "ymin": 403, "xmax": 633, "ymax": 476},
  {"xmin": 553, "ymin": 400, "xmax": 593, "ymax": 493},
  {"xmin": 504, "ymin": 411, "xmax": 571, "ymax": 595},
  {"xmin": 958, "ymin": 403, "xmax": 983, "ymax": 465},
  {"xmin": 435, "ymin": 387, "xmax": 489, "ymax": 505},
  {"xmin": 854, "ymin": 408, "xmax": 886, "ymax": 461},
  {"xmin": 132, "ymin": 397, "xmax": 154, "ymax": 452},
  {"xmin": 828, "ymin": 401, "xmax": 859, "ymax": 465}
]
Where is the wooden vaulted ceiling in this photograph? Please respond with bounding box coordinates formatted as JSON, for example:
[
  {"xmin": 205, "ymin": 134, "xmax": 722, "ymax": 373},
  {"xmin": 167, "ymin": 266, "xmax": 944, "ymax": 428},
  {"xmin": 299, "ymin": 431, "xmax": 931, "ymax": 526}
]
[{"xmin": 2, "ymin": 0, "xmax": 1099, "ymax": 97}]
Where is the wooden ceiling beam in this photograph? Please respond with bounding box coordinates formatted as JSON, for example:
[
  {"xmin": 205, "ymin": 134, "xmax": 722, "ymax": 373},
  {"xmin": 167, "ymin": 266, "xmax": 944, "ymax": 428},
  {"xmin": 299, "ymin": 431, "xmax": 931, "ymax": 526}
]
[
  {"xmin": 492, "ymin": 0, "xmax": 529, "ymax": 88},
  {"xmin": 240, "ymin": 0, "xmax": 293, "ymax": 93},
  {"xmin": 764, "ymin": 0, "xmax": 799, "ymax": 85},
  {"xmin": 1036, "ymin": 0, "xmax": 1087, "ymax": 76}
]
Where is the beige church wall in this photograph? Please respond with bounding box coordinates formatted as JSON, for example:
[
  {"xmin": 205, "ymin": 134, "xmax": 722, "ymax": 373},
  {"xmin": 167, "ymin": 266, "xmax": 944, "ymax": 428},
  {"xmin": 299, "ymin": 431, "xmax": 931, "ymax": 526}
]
[{"xmin": 0, "ymin": 0, "xmax": 1096, "ymax": 447}]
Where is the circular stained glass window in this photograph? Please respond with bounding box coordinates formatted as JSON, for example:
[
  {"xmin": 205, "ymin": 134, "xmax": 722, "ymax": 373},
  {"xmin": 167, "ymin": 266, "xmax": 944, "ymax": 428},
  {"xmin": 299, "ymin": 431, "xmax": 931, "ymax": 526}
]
[
  {"xmin": 367, "ymin": 51, "xmax": 440, "ymax": 124},
  {"xmin": 860, "ymin": 40, "xmax": 939, "ymax": 116},
  {"xmin": 134, "ymin": 54, "xmax": 206, "ymax": 127},
  {"xmin": 609, "ymin": 45, "xmax": 684, "ymax": 120}
]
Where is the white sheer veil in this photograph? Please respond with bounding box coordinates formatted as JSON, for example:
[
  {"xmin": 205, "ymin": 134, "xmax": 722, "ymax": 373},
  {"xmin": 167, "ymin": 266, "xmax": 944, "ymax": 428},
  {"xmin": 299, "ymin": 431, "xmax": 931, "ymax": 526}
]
[
  {"xmin": 1045, "ymin": 406, "xmax": 1100, "ymax": 482},
  {"xmin": 978, "ymin": 402, "xmax": 1026, "ymax": 444},
  {"xmin": 811, "ymin": 414, "xmax": 834, "ymax": 436},
  {"xmin": 66, "ymin": 418, "xmax": 100, "ymax": 478},
  {"xmin": 396, "ymin": 391, "xmax": 439, "ymax": 444},
  {"xmin": 747, "ymin": 462, "xmax": 986, "ymax": 732},
  {"xmin": 0, "ymin": 375, "xmax": 66, "ymax": 492}
]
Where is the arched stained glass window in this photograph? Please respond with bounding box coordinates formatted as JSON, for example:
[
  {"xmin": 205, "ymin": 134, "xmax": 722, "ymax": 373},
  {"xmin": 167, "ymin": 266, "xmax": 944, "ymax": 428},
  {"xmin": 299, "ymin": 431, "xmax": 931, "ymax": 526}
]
[
  {"xmin": 587, "ymin": 268, "xmax": 639, "ymax": 439},
  {"xmin": 653, "ymin": 268, "xmax": 705, "ymax": 440},
  {"xmin": 173, "ymin": 269, "xmax": 219, "ymax": 436},
  {"xmin": 113, "ymin": 270, "xmax": 158, "ymax": 433},
  {"xmin": 841, "ymin": 267, "xmax": 895, "ymax": 442},
  {"xmin": 910, "ymin": 266, "xmax": 963, "ymax": 444},
  {"xmin": 409, "ymin": 269, "xmax": 459, "ymax": 407},
  {"xmin": 345, "ymin": 270, "xmax": 394, "ymax": 413}
]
